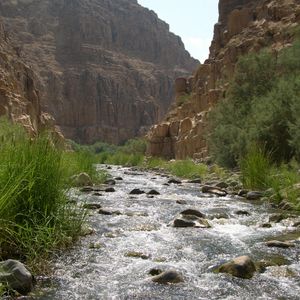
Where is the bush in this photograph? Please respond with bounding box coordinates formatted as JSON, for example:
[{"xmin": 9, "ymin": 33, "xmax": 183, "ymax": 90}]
[
  {"xmin": 208, "ymin": 39, "xmax": 300, "ymax": 167},
  {"xmin": 166, "ymin": 160, "xmax": 208, "ymax": 179}
]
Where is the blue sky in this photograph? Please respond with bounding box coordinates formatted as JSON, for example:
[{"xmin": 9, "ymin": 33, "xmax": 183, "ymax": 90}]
[{"xmin": 138, "ymin": 0, "xmax": 219, "ymax": 62}]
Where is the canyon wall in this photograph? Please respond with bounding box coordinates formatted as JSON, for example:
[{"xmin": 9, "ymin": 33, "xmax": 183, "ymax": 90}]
[
  {"xmin": 0, "ymin": 19, "xmax": 59, "ymax": 137},
  {"xmin": 0, "ymin": 0, "xmax": 198, "ymax": 144},
  {"xmin": 147, "ymin": 0, "xmax": 300, "ymax": 160}
]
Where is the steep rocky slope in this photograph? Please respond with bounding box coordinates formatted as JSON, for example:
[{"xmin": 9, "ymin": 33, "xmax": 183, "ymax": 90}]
[
  {"xmin": 0, "ymin": 0, "xmax": 198, "ymax": 144},
  {"xmin": 0, "ymin": 19, "xmax": 59, "ymax": 137},
  {"xmin": 147, "ymin": 0, "xmax": 300, "ymax": 159}
]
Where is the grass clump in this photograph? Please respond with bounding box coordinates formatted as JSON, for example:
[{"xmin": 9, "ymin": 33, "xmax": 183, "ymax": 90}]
[
  {"xmin": 0, "ymin": 118, "xmax": 85, "ymax": 270},
  {"xmin": 165, "ymin": 159, "xmax": 208, "ymax": 179}
]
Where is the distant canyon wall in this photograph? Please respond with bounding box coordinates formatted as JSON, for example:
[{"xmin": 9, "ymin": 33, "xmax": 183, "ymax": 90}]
[{"xmin": 0, "ymin": 0, "xmax": 198, "ymax": 144}]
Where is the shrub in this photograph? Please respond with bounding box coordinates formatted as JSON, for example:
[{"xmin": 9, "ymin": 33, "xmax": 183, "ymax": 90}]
[{"xmin": 208, "ymin": 39, "xmax": 300, "ymax": 167}]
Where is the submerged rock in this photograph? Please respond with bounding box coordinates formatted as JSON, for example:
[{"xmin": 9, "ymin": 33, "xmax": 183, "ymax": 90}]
[
  {"xmin": 147, "ymin": 190, "xmax": 160, "ymax": 195},
  {"xmin": 104, "ymin": 179, "xmax": 116, "ymax": 185},
  {"xmin": 82, "ymin": 203, "xmax": 102, "ymax": 210},
  {"xmin": 0, "ymin": 260, "xmax": 33, "ymax": 295},
  {"xmin": 80, "ymin": 186, "xmax": 94, "ymax": 193},
  {"xmin": 201, "ymin": 185, "xmax": 227, "ymax": 197},
  {"xmin": 173, "ymin": 218, "xmax": 195, "ymax": 227},
  {"xmin": 168, "ymin": 178, "xmax": 182, "ymax": 184},
  {"xmin": 246, "ymin": 191, "xmax": 263, "ymax": 200},
  {"xmin": 151, "ymin": 270, "xmax": 183, "ymax": 284},
  {"xmin": 148, "ymin": 268, "xmax": 163, "ymax": 276},
  {"xmin": 188, "ymin": 178, "xmax": 202, "ymax": 184},
  {"xmin": 129, "ymin": 188, "xmax": 145, "ymax": 195},
  {"xmin": 266, "ymin": 240, "xmax": 295, "ymax": 248},
  {"xmin": 180, "ymin": 209, "xmax": 205, "ymax": 218},
  {"xmin": 268, "ymin": 213, "xmax": 286, "ymax": 223},
  {"xmin": 115, "ymin": 177, "xmax": 123, "ymax": 181},
  {"xmin": 176, "ymin": 200, "xmax": 187, "ymax": 205},
  {"xmin": 217, "ymin": 256, "xmax": 256, "ymax": 279},
  {"xmin": 125, "ymin": 251, "xmax": 150, "ymax": 260},
  {"xmin": 235, "ymin": 210, "xmax": 251, "ymax": 216},
  {"xmin": 105, "ymin": 187, "xmax": 116, "ymax": 193},
  {"xmin": 98, "ymin": 209, "xmax": 121, "ymax": 216}
]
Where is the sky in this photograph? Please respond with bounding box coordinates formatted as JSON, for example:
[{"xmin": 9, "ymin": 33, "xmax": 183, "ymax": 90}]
[{"xmin": 138, "ymin": 0, "xmax": 219, "ymax": 62}]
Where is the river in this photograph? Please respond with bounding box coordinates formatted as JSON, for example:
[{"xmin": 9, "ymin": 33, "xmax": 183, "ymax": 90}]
[{"xmin": 35, "ymin": 165, "xmax": 300, "ymax": 300}]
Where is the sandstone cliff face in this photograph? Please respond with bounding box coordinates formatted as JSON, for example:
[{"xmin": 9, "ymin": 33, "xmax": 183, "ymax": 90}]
[
  {"xmin": 147, "ymin": 0, "xmax": 300, "ymax": 160},
  {"xmin": 0, "ymin": 0, "xmax": 198, "ymax": 144},
  {"xmin": 0, "ymin": 19, "xmax": 58, "ymax": 136}
]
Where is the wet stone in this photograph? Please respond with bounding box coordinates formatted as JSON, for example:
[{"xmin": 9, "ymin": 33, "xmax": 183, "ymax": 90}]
[
  {"xmin": 80, "ymin": 186, "xmax": 94, "ymax": 193},
  {"xmin": 105, "ymin": 187, "xmax": 115, "ymax": 193},
  {"xmin": 201, "ymin": 185, "xmax": 227, "ymax": 197},
  {"xmin": 266, "ymin": 240, "xmax": 295, "ymax": 248},
  {"xmin": 151, "ymin": 270, "xmax": 183, "ymax": 284},
  {"xmin": 180, "ymin": 209, "xmax": 205, "ymax": 218},
  {"xmin": 147, "ymin": 190, "xmax": 160, "ymax": 195},
  {"xmin": 98, "ymin": 209, "xmax": 121, "ymax": 216},
  {"xmin": 115, "ymin": 177, "xmax": 123, "ymax": 181},
  {"xmin": 0, "ymin": 260, "xmax": 33, "ymax": 295},
  {"xmin": 246, "ymin": 191, "xmax": 263, "ymax": 200},
  {"xmin": 215, "ymin": 182, "xmax": 229, "ymax": 189},
  {"xmin": 238, "ymin": 189, "xmax": 249, "ymax": 197},
  {"xmin": 260, "ymin": 223, "xmax": 272, "ymax": 228},
  {"xmin": 269, "ymin": 213, "xmax": 285, "ymax": 223},
  {"xmin": 93, "ymin": 192, "xmax": 103, "ymax": 196},
  {"xmin": 129, "ymin": 188, "xmax": 145, "ymax": 195},
  {"xmin": 187, "ymin": 178, "xmax": 201, "ymax": 184},
  {"xmin": 125, "ymin": 251, "xmax": 150, "ymax": 260},
  {"xmin": 82, "ymin": 203, "xmax": 101, "ymax": 210},
  {"xmin": 148, "ymin": 268, "xmax": 163, "ymax": 276},
  {"xmin": 176, "ymin": 200, "xmax": 187, "ymax": 205},
  {"xmin": 104, "ymin": 179, "xmax": 116, "ymax": 185},
  {"xmin": 168, "ymin": 178, "xmax": 182, "ymax": 184},
  {"xmin": 173, "ymin": 218, "xmax": 195, "ymax": 228},
  {"xmin": 217, "ymin": 256, "xmax": 256, "ymax": 279},
  {"xmin": 235, "ymin": 210, "xmax": 251, "ymax": 216}
]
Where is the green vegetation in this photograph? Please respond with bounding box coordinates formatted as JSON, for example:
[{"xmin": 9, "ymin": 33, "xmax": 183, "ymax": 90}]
[
  {"xmin": 208, "ymin": 39, "xmax": 300, "ymax": 167},
  {"xmin": 0, "ymin": 118, "xmax": 104, "ymax": 272}
]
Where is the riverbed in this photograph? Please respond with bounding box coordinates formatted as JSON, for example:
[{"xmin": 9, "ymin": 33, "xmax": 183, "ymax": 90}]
[{"xmin": 35, "ymin": 165, "xmax": 300, "ymax": 300}]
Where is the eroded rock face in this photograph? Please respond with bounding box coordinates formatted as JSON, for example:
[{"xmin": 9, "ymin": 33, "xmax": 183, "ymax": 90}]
[
  {"xmin": 0, "ymin": 0, "xmax": 198, "ymax": 144},
  {"xmin": 147, "ymin": 0, "xmax": 300, "ymax": 159},
  {"xmin": 0, "ymin": 19, "xmax": 60, "ymax": 137}
]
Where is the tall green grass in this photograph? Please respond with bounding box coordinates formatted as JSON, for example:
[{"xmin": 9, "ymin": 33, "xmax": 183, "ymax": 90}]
[
  {"xmin": 0, "ymin": 119, "xmax": 85, "ymax": 269},
  {"xmin": 165, "ymin": 159, "xmax": 208, "ymax": 179}
]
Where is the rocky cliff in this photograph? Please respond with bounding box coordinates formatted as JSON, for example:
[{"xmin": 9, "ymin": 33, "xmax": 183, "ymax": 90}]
[
  {"xmin": 0, "ymin": 19, "xmax": 60, "ymax": 137},
  {"xmin": 147, "ymin": 0, "xmax": 300, "ymax": 159},
  {"xmin": 0, "ymin": 0, "xmax": 198, "ymax": 144}
]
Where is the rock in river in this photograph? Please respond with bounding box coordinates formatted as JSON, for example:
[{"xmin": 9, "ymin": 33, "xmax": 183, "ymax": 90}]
[
  {"xmin": 201, "ymin": 186, "xmax": 227, "ymax": 197},
  {"xmin": 0, "ymin": 260, "xmax": 33, "ymax": 295},
  {"xmin": 151, "ymin": 270, "xmax": 183, "ymax": 284},
  {"xmin": 147, "ymin": 190, "xmax": 160, "ymax": 195},
  {"xmin": 246, "ymin": 191, "xmax": 263, "ymax": 200},
  {"xmin": 180, "ymin": 209, "xmax": 205, "ymax": 218},
  {"xmin": 217, "ymin": 256, "xmax": 256, "ymax": 279},
  {"xmin": 129, "ymin": 188, "xmax": 145, "ymax": 195},
  {"xmin": 266, "ymin": 240, "xmax": 295, "ymax": 248},
  {"xmin": 168, "ymin": 178, "xmax": 182, "ymax": 184}
]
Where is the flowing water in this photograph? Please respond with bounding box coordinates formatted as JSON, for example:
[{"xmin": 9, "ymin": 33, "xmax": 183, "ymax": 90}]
[{"xmin": 35, "ymin": 165, "xmax": 300, "ymax": 300}]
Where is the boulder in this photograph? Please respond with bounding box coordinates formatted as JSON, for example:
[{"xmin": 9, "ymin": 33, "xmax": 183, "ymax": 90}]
[
  {"xmin": 151, "ymin": 270, "xmax": 183, "ymax": 284},
  {"xmin": 0, "ymin": 260, "xmax": 33, "ymax": 295},
  {"xmin": 173, "ymin": 218, "xmax": 195, "ymax": 227},
  {"xmin": 105, "ymin": 187, "xmax": 115, "ymax": 192},
  {"xmin": 202, "ymin": 186, "xmax": 227, "ymax": 197},
  {"xmin": 218, "ymin": 256, "xmax": 256, "ymax": 279},
  {"xmin": 72, "ymin": 173, "xmax": 92, "ymax": 187}
]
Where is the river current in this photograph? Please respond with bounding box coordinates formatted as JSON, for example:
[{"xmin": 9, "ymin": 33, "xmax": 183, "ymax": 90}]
[{"xmin": 35, "ymin": 165, "xmax": 300, "ymax": 300}]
